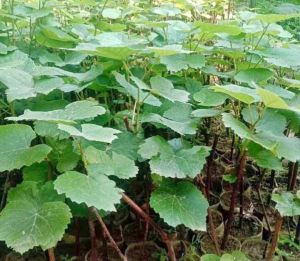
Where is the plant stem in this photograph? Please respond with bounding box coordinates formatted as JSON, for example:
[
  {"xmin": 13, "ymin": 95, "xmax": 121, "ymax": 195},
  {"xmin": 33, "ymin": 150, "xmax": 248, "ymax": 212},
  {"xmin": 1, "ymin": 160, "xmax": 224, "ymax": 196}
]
[
  {"xmin": 239, "ymin": 168, "xmax": 244, "ymax": 228},
  {"xmin": 287, "ymin": 161, "xmax": 295, "ymax": 191},
  {"xmin": 48, "ymin": 248, "xmax": 55, "ymax": 261},
  {"xmin": 207, "ymin": 208, "xmax": 221, "ymax": 255},
  {"xmin": 75, "ymin": 218, "xmax": 81, "ymax": 260},
  {"xmin": 270, "ymin": 170, "xmax": 276, "ymax": 190},
  {"xmin": 121, "ymin": 193, "xmax": 176, "ymax": 261},
  {"xmin": 0, "ymin": 172, "xmax": 9, "ymax": 210},
  {"xmin": 123, "ymin": 116, "xmax": 132, "ymax": 132},
  {"xmin": 289, "ymin": 161, "xmax": 298, "ymax": 191},
  {"xmin": 266, "ymin": 214, "xmax": 283, "ymax": 261},
  {"xmin": 295, "ymin": 216, "xmax": 300, "ymax": 244},
  {"xmin": 230, "ymin": 133, "xmax": 235, "ymax": 162},
  {"xmin": 206, "ymin": 134, "xmax": 219, "ymax": 198},
  {"xmin": 256, "ymin": 187, "xmax": 271, "ymax": 233},
  {"xmin": 221, "ymin": 150, "xmax": 247, "ymax": 249},
  {"xmin": 249, "ymin": 0, "xmax": 256, "ymax": 8},
  {"xmin": 88, "ymin": 210, "xmax": 98, "ymax": 261},
  {"xmin": 92, "ymin": 207, "xmax": 127, "ymax": 261}
]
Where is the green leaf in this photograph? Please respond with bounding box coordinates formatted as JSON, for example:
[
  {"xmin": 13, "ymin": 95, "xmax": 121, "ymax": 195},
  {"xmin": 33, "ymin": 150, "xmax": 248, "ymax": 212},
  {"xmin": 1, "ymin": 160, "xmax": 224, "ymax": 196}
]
[
  {"xmin": 102, "ymin": 8, "xmax": 122, "ymax": 19},
  {"xmin": 160, "ymin": 53, "xmax": 205, "ymax": 72},
  {"xmin": 74, "ymin": 43, "xmax": 136, "ymax": 60},
  {"xmin": 150, "ymin": 180, "xmax": 208, "ymax": 230},
  {"xmin": 255, "ymin": 109, "xmax": 287, "ymax": 136},
  {"xmin": 152, "ymin": 4, "xmax": 181, "ymax": 16},
  {"xmin": 35, "ymin": 25, "xmax": 78, "ymax": 48},
  {"xmin": 253, "ymin": 132, "xmax": 300, "ymax": 162},
  {"xmin": 47, "ymin": 139, "xmax": 79, "ymax": 173},
  {"xmin": 223, "ymin": 174, "xmax": 237, "ymax": 184},
  {"xmin": 7, "ymin": 101, "xmax": 105, "ymax": 123},
  {"xmin": 0, "ymin": 182, "xmax": 71, "ymax": 254},
  {"xmin": 85, "ymin": 146, "xmax": 138, "ymax": 179},
  {"xmin": 150, "ymin": 76, "xmax": 189, "ymax": 103},
  {"xmin": 272, "ymin": 192, "xmax": 300, "ymax": 217},
  {"xmin": 141, "ymin": 112, "xmax": 197, "ymax": 135},
  {"xmin": 257, "ymin": 88, "xmax": 289, "ymax": 109},
  {"xmin": 253, "ymin": 46, "xmax": 300, "ymax": 68},
  {"xmin": 31, "ymin": 65, "xmax": 102, "ymax": 83},
  {"xmin": 194, "ymin": 21, "xmax": 242, "ymax": 35},
  {"xmin": 35, "ymin": 77, "xmax": 64, "ymax": 95},
  {"xmin": 247, "ymin": 142, "xmax": 283, "ymax": 170},
  {"xmin": 0, "ymin": 124, "xmax": 51, "ymax": 172},
  {"xmin": 193, "ymin": 87, "xmax": 228, "ymax": 106},
  {"xmin": 0, "ymin": 68, "xmax": 35, "ymax": 102},
  {"xmin": 34, "ymin": 121, "xmax": 70, "ymax": 139},
  {"xmin": 0, "ymin": 50, "xmax": 33, "ymax": 70},
  {"xmin": 147, "ymin": 45, "xmax": 190, "ymax": 57},
  {"xmin": 241, "ymin": 106, "xmax": 259, "ymax": 125},
  {"xmin": 234, "ymin": 68, "xmax": 273, "ymax": 84},
  {"xmin": 58, "ymin": 124, "xmax": 120, "ymax": 143},
  {"xmin": 229, "ymin": 251, "xmax": 250, "ymax": 261},
  {"xmin": 212, "ymin": 85, "xmax": 259, "ymax": 104},
  {"xmin": 95, "ymin": 47, "xmax": 136, "ymax": 60},
  {"xmin": 192, "ymin": 108, "xmax": 221, "ymax": 118},
  {"xmin": 110, "ymin": 132, "xmax": 143, "ymax": 160},
  {"xmin": 23, "ymin": 162, "xmax": 49, "ymax": 184},
  {"xmin": 139, "ymin": 136, "xmax": 210, "ymax": 178},
  {"xmin": 264, "ymin": 84, "xmax": 295, "ymax": 100},
  {"xmin": 138, "ymin": 136, "xmax": 173, "ymax": 160},
  {"xmin": 54, "ymin": 171, "xmax": 122, "ymax": 211},
  {"xmin": 280, "ymin": 77, "xmax": 300, "ymax": 89},
  {"xmin": 114, "ymin": 72, "xmax": 161, "ymax": 106},
  {"xmin": 201, "ymin": 254, "xmax": 220, "ymax": 261},
  {"xmin": 256, "ymin": 13, "xmax": 300, "ymax": 23},
  {"xmin": 222, "ymin": 113, "xmax": 252, "ymax": 139}
]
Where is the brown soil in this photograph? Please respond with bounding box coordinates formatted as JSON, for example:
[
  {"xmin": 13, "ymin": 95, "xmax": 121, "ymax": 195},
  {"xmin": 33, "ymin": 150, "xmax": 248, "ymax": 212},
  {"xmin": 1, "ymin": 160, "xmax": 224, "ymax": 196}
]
[
  {"xmin": 125, "ymin": 242, "xmax": 161, "ymax": 261},
  {"xmin": 230, "ymin": 215, "xmax": 262, "ymax": 241},
  {"xmin": 207, "ymin": 209, "xmax": 223, "ymax": 231},
  {"xmin": 172, "ymin": 240, "xmax": 190, "ymax": 259},
  {"xmin": 263, "ymin": 207, "xmax": 277, "ymax": 232},
  {"xmin": 281, "ymin": 246, "xmax": 300, "ymax": 261},
  {"xmin": 200, "ymin": 234, "xmax": 241, "ymax": 254},
  {"xmin": 222, "ymin": 178, "xmax": 251, "ymax": 194},
  {"xmin": 208, "ymin": 193, "xmax": 220, "ymax": 206},
  {"xmin": 123, "ymin": 222, "xmax": 146, "ymax": 244},
  {"xmin": 111, "ymin": 208, "xmax": 129, "ymax": 226},
  {"xmin": 241, "ymin": 239, "xmax": 269, "ymax": 260},
  {"xmin": 220, "ymin": 191, "xmax": 252, "ymax": 213}
]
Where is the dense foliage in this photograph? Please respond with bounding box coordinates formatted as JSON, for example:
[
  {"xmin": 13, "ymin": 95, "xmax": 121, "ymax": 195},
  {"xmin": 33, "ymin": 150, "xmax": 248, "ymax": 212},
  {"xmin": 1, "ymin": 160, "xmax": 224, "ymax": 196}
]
[{"xmin": 0, "ymin": 0, "xmax": 299, "ymax": 260}]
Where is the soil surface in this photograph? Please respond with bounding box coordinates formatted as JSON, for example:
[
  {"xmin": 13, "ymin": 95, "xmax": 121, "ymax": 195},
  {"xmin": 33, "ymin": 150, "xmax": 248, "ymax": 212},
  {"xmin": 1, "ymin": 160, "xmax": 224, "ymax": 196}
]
[
  {"xmin": 230, "ymin": 215, "xmax": 262, "ymax": 240},
  {"xmin": 241, "ymin": 240, "xmax": 269, "ymax": 260},
  {"xmin": 125, "ymin": 242, "xmax": 161, "ymax": 261},
  {"xmin": 200, "ymin": 234, "xmax": 241, "ymax": 254}
]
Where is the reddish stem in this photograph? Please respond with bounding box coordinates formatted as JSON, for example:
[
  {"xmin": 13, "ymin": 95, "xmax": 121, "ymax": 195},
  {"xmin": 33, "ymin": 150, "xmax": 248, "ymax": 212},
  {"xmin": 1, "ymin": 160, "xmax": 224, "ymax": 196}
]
[
  {"xmin": 230, "ymin": 133, "xmax": 235, "ymax": 161},
  {"xmin": 88, "ymin": 211, "xmax": 98, "ymax": 261},
  {"xmin": 123, "ymin": 116, "xmax": 132, "ymax": 132},
  {"xmin": 206, "ymin": 134, "xmax": 219, "ymax": 199},
  {"xmin": 121, "ymin": 193, "xmax": 176, "ymax": 261},
  {"xmin": 295, "ymin": 216, "xmax": 300, "ymax": 244},
  {"xmin": 270, "ymin": 170, "xmax": 276, "ymax": 190},
  {"xmin": 266, "ymin": 214, "xmax": 283, "ymax": 261},
  {"xmin": 287, "ymin": 162, "xmax": 295, "ymax": 190},
  {"xmin": 221, "ymin": 150, "xmax": 247, "ymax": 249},
  {"xmin": 239, "ymin": 167, "xmax": 244, "ymax": 228},
  {"xmin": 48, "ymin": 248, "xmax": 55, "ymax": 261},
  {"xmin": 289, "ymin": 162, "xmax": 299, "ymax": 191},
  {"xmin": 207, "ymin": 208, "xmax": 221, "ymax": 255},
  {"xmin": 256, "ymin": 187, "xmax": 271, "ymax": 234},
  {"xmin": 75, "ymin": 218, "xmax": 81, "ymax": 260},
  {"xmin": 92, "ymin": 208, "xmax": 127, "ymax": 261}
]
